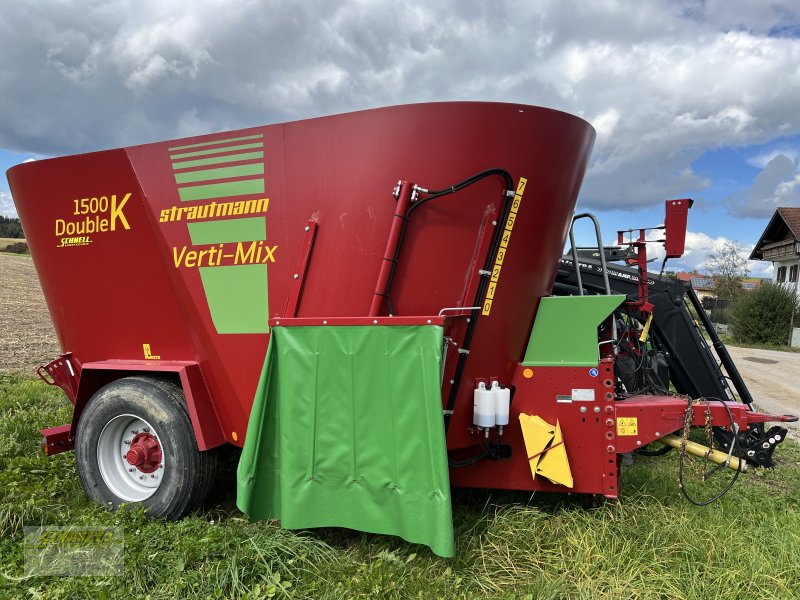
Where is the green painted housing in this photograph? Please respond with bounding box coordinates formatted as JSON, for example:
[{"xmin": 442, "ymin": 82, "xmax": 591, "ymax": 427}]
[{"xmin": 523, "ymin": 295, "xmax": 625, "ymax": 367}]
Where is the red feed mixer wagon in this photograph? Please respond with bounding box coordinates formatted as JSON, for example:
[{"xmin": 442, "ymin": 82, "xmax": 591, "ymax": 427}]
[{"xmin": 8, "ymin": 102, "xmax": 796, "ymax": 556}]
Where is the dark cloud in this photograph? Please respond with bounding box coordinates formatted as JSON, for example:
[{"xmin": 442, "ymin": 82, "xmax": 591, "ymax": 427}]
[{"xmin": 727, "ymin": 154, "xmax": 800, "ymax": 218}]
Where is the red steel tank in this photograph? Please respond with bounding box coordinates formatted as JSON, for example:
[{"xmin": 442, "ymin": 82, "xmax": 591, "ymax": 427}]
[
  {"xmin": 13, "ymin": 101, "xmax": 792, "ymax": 556},
  {"xmin": 8, "ymin": 102, "xmax": 596, "ymax": 532}
]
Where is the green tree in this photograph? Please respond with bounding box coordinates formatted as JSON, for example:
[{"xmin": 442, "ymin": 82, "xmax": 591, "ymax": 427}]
[
  {"xmin": 730, "ymin": 283, "xmax": 800, "ymax": 345},
  {"xmin": 706, "ymin": 240, "xmax": 749, "ymax": 301},
  {"xmin": 0, "ymin": 216, "xmax": 23, "ymax": 238}
]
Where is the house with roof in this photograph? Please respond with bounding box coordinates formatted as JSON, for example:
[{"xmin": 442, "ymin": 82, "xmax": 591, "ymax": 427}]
[
  {"xmin": 674, "ymin": 272, "xmax": 715, "ymax": 299},
  {"xmin": 750, "ymin": 207, "xmax": 800, "ymax": 347},
  {"xmin": 749, "ymin": 207, "xmax": 800, "ymax": 287}
]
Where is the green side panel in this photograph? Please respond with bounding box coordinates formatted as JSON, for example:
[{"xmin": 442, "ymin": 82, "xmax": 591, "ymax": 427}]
[
  {"xmin": 169, "ymin": 134, "xmax": 263, "ymax": 151},
  {"xmin": 175, "ymin": 163, "xmax": 264, "ymax": 184},
  {"xmin": 188, "ymin": 217, "xmax": 266, "ymax": 245},
  {"xmin": 179, "ymin": 179, "xmax": 265, "ymax": 201},
  {"xmin": 198, "ymin": 264, "xmax": 269, "ymax": 333},
  {"xmin": 169, "ymin": 142, "xmax": 264, "ymax": 159},
  {"xmin": 523, "ymin": 295, "xmax": 626, "ymax": 367},
  {"xmin": 236, "ymin": 325, "xmax": 455, "ymax": 558},
  {"xmin": 172, "ymin": 151, "xmax": 264, "ymax": 170}
]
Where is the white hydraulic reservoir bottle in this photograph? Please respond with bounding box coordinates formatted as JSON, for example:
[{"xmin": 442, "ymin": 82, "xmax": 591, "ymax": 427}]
[
  {"xmin": 492, "ymin": 381, "xmax": 510, "ymax": 426},
  {"xmin": 473, "ymin": 382, "xmax": 495, "ymax": 428}
]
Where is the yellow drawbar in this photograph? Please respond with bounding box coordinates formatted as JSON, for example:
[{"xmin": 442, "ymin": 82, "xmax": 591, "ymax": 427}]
[{"xmin": 519, "ymin": 414, "xmax": 574, "ymax": 488}]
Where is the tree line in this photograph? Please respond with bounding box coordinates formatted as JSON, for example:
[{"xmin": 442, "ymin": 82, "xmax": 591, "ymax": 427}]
[{"xmin": 0, "ymin": 216, "xmax": 23, "ymax": 238}]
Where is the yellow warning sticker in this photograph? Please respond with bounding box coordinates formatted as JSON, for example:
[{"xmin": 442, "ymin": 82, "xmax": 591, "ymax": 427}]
[
  {"xmin": 482, "ymin": 176, "xmax": 526, "ymax": 316},
  {"xmin": 143, "ymin": 343, "xmax": 161, "ymax": 360},
  {"xmin": 491, "ymin": 265, "xmax": 502, "ymax": 282},
  {"xmin": 616, "ymin": 417, "xmax": 638, "ymax": 436},
  {"xmin": 495, "ymin": 247, "xmax": 506, "ymax": 265}
]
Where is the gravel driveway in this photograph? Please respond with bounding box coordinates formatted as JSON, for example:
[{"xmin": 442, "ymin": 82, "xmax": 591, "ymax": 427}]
[{"xmin": 724, "ymin": 345, "xmax": 800, "ymax": 434}]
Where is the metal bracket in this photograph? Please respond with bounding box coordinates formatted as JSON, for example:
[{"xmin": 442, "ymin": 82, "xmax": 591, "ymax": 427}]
[
  {"xmin": 438, "ymin": 306, "xmax": 480, "ymax": 316},
  {"xmin": 284, "ymin": 220, "xmax": 318, "ymax": 318}
]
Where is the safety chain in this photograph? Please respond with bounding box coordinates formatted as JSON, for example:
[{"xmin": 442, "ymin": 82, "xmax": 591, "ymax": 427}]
[
  {"xmin": 679, "ymin": 397, "xmax": 715, "ymax": 483},
  {"xmin": 703, "ymin": 401, "xmax": 714, "ymax": 453}
]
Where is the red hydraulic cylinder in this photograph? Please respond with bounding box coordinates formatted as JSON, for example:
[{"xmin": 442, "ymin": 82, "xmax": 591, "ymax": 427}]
[{"xmin": 369, "ymin": 180, "xmax": 415, "ymax": 316}]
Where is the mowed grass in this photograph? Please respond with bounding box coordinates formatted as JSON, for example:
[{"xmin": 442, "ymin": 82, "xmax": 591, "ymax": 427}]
[
  {"xmin": 1, "ymin": 372, "xmax": 799, "ymax": 599},
  {"xmin": 717, "ymin": 332, "xmax": 800, "ymax": 354}
]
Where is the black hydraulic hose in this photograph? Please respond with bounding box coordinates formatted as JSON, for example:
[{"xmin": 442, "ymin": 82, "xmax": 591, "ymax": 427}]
[
  {"xmin": 382, "ymin": 168, "xmax": 515, "ymax": 433},
  {"xmin": 415, "ymin": 168, "xmax": 515, "ymax": 204},
  {"xmin": 442, "ymin": 172, "xmax": 514, "ymax": 431},
  {"xmin": 686, "ymin": 287, "xmax": 754, "ymax": 407},
  {"xmin": 678, "ymin": 396, "xmax": 743, "ymax": 506},
  {"xmin": 384, "ymin": 168, "xmax": 514, "ymax": 311},
  {"xmin": 448, "ymin": 448, "xmax": 490, "ymax": 468}
]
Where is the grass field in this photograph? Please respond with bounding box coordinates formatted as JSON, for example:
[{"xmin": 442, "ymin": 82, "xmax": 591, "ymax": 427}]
[
  {"xmin": 2, "ymin": 373, "xmax": 800, "ymax": 599},
  {"xmin": 717, "ymin": 332, "xmax": 800, "ymax": 354}
]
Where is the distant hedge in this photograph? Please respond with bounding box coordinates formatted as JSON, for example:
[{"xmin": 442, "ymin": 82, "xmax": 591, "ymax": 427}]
[{"xmin": 730, "ymin": 283, "xmax": 799, "ymax": 345}]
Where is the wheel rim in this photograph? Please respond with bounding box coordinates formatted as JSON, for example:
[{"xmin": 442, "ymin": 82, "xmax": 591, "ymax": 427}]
[{"xmin": 97, "ymin": 414, "xmax": 165, "ymax": 502}]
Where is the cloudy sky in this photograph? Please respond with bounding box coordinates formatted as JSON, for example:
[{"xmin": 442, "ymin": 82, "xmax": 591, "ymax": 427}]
[{"xmin": 1, "ymin": 0, "xmax": 799, "ymax": 276}]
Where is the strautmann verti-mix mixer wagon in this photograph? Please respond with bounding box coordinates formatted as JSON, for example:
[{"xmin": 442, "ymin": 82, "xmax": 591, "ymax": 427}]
[{"xmin": 9, "ymin": 102, "xmax": 797, "ymax": 556}]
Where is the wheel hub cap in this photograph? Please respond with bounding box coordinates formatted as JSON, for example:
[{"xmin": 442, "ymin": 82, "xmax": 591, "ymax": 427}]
[{"xmin": 125, "ymin": 432, "xmax": 162, "ymax": 473}]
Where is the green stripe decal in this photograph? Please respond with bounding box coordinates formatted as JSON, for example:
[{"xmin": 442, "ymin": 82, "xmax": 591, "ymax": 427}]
[
  {"xmin": 199, "ymin": 264, "xmax": 269, "ymax": 334},
  {"xmin": 172, "ymin": 151, "xmax": 264, "ymax": 170},
  {"xmin": 178, "ymin": 179, "xmax": 265, "ymax": 201},
  {"xmin": 188, "ymin": 217, "xmax": 266, "ymax": 245},
  {"xmin": 169, "ymin": 134, "xmax": 263, "ymax": 152},
  {"xmin": 175, "ymin": 163, "xmax": 264, "ymax": 184},
  {"xmin": 170, "ymin": 142, "xmax": 264, "ymax": 160}
]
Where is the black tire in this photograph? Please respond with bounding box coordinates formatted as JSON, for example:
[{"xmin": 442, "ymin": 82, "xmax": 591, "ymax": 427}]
[
  {"xmin": 636, "ymin": 442, "xmax": 673, "ymax": 457},
  {"xmin": 75, "ymin": 376, "xmax": 217, "ymax": 520}
]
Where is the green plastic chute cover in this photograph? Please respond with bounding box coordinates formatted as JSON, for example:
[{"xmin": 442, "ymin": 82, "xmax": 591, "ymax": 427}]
[{"xmin": 236, "ymin": 324, "xmax": 455, "ymax": 557}]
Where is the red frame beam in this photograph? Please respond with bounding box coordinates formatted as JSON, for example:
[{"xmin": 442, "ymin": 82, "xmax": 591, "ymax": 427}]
[{"xmin": 271, "ymin": 316, "xmax": 445, "ymax": 327}]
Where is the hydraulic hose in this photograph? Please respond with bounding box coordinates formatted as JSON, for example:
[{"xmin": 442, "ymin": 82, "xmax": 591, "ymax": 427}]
[{"xmin": 382, "ymin": 168, "xmax": 514, "ymax": 432}]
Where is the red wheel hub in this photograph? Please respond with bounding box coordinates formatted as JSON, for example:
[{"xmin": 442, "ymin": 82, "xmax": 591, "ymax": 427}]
[{"xmin": 125, "ymin": 432, "xmax": 162, "ymax": 473}]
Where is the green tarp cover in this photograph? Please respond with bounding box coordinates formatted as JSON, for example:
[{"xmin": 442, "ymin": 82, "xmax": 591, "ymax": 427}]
[{"xmin": 236, "ymin": 324, "xmax": 455, "ymax": 557}]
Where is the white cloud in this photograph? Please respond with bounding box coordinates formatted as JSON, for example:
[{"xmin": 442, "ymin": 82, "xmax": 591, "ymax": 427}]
[
  {"xmin": 665, "ymin": 230, "xmax": 772, "ymax": 277},
  {"xmin": 0, "ymin": 0, "xmax": 798, "ymax": 216},
  {"xmin": 0, "ymin": 191, "xmax": 17, "ymax": 218}
]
